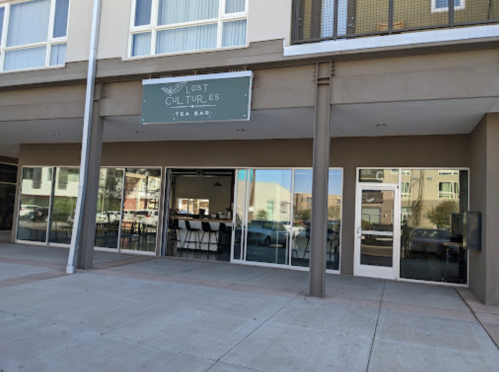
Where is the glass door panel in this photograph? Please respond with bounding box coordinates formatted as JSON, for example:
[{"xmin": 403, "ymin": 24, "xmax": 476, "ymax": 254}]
[
  {"xmin": 95, "ymin": 168, "xmax": 124, "ymax": 249},
  {"xmin": 245, "ymin": 169, "xmax": 292, "ymax": 265},
  {"xmin": 120, "ymin": 169, "xmax": 161, "ymax": 252},
  {"xmin": 356, "ymin": 185, "xmax": 399, "ymax": 279}
]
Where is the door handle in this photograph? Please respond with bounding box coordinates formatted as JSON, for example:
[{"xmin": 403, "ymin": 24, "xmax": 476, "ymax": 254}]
[{"xmin": 356, "ymin": 227, "xmax": 362, "ymax": 238}]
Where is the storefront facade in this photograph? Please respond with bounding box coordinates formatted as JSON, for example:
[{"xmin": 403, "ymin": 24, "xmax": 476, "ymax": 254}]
[{"xmin": 1, "ymin": 0, "xmax": 499, "ymax": 304}]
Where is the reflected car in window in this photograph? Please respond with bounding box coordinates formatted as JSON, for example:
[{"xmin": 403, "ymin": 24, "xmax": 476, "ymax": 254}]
[
  {"xmin": 247, "ymin": 220, "xmax": 289, "ymax": 246},
  {"xmin": 407, "ymin": 228, "xmax": 451, "ymax": 259}
]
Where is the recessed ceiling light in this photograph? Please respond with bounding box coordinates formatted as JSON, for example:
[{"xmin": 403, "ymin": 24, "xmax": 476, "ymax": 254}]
[
  {"xmin": 53, "ymin": 133, "xmax": 61, "ymax": 137},
  {"xmin": 376, "ymin": 123, "xmax": 387, "ymax": 127},
  {"xmin": 236, "ymin": 129, "xmax": 246, "ymax": 132}
]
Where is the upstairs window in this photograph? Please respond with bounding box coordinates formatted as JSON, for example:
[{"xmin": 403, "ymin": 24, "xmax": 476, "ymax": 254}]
[
  {"xmin": 432, "ymin": 0, "xmax": 465, "ymax": 13},
  {"xmin": 129, "ymin": 0, "xmax": 248, "ymax": 58},
  {"xmin": 0, "ymin": 0, "xmax": 69, "ymax": 72}
]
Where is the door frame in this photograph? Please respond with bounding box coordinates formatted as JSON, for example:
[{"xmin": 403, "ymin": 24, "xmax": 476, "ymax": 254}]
[{"xmin": 354, "ymin": 183, "xmax": 401, "ymax": 280}]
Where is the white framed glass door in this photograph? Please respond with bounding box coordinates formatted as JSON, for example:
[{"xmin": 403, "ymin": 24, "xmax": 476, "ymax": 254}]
[{"xmin": 355, "ymin": 184, "xmax": 400, "ymax": 280}]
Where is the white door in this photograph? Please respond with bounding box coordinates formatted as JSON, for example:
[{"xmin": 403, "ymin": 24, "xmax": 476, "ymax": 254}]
[{"xmin": 355, "ymin": 184, "xmax": 400, "ymax": 280}]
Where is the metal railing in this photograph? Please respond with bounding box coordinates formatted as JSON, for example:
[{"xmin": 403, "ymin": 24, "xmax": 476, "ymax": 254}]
[{"xmin": 292, "ymin": 0, "xmax": 499, "ymax": 44}]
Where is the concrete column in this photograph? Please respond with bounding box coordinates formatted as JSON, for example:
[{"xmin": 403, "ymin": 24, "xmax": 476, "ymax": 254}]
[
  {"xmin": 77, "ymin": 102, "xmax": 104, "ymax": 269},
  {"xmin": 309, "ymin": 62, "xmax": 332, "ymax": 298},
  {"xmin": 469, "ymin": 113, "xmax": 499, "ymax": 305}
]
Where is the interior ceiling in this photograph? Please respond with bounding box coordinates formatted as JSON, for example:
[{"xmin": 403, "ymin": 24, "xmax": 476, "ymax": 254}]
[{"xmin": 0, "ymin": 97, "xmax": 496, "ymax": 159}]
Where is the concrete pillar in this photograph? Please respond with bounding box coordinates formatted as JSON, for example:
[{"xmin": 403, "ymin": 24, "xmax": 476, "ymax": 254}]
[
  {"xmin": 77, "ymin": 102, "xmax": 104, "ymax": 269},
  {"xmin": 309, "ymin": 62, "xmax": 332, "ymax": 298},
  {"xmin": 469, "ymin": 113, "xmax": 499, "ymax": 305}
]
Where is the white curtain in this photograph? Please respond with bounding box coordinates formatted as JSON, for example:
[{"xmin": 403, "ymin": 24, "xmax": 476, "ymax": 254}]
[
  {"xmin": 156, "ymin": 24, "xmax": 217, "ymax": 54},
  {"xmin": 8, "ymin": 0, "xmax": 51, "ymax": 47},
  {"xmin": 50, "ymin": 43, "xmax": 66, "ymax": 65},
  {"xmin": 5, "ymin": 47, "xmax": 46, "ymax": 71},
  {"xmin": 158, "ymin": 0, "xmax": 219, "ymax": 25},
  {"xmin": 132, "ymin": 33, "xmax": 151, "ymax": 56},
  {"xmin": 222, "ymin": 20, "xmax": 247, "ymax": 47},
  {"xmin": 226, "ymin": 0, "xmax": 246, "ymax": 14},
  {"xmin": 321, "ymin": 0, "xmax": 348, "ymax": 38},
  {"xmin": 53, "ymin": 0, "xmax": 70, "ymax": 38},
  {"xmin": 135, "ymin": 0, "xmax": 152, "ymax": 26}
]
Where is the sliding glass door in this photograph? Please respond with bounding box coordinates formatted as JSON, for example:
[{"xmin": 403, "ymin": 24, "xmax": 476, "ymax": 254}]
[{"xmin": 233, "ymin": 168, "xmax": 343, "ymax": 271}]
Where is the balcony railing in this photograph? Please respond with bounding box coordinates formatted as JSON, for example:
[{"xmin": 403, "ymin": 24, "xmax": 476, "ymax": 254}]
[{"xmin": 292, "ymin": 0, "xmax": 499, "ymax": 44}]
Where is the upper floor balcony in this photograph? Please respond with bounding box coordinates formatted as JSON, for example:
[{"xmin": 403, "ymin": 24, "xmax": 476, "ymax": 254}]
[{"xmin": 291, "ymin": 0, "xmax": 499, "ymax": 44}]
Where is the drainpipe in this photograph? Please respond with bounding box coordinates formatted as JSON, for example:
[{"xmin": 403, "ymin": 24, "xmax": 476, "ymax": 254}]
[{"xmin": 66, "ymin": 0, "xmax": 103, "ymax": 274}]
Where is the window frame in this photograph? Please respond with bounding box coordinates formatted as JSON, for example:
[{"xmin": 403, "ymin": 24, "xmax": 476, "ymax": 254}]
[
  {"xmin": 431, "ymin": 0, "xmax": 465, "ymax": 13},
  {"xmin": 0, "ymin": 0, "xmax": 70, "ymax": 73},
  {"xmin": 128, "ymin": 0, "xmax": 249, "ymax": 59}
]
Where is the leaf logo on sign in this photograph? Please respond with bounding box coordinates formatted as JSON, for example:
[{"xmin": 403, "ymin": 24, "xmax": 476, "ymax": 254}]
[{"xmin": 161, "ymin": 82, "xmax": 187, "ymax": 97}]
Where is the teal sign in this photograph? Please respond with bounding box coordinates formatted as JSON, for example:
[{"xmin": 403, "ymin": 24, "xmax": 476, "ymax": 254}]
[{"xmin": 141, "ymin": 71, "xmax": 253, "ymax": 124}]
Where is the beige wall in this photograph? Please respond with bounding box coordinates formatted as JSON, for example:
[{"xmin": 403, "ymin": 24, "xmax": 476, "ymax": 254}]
[
  {"xmin": 248, "ymin": 0, "xmax": 292, "ymax": 45},
  {"xmin": 66, "ymin": 0, "xmax": 92, "ymax": 63}
]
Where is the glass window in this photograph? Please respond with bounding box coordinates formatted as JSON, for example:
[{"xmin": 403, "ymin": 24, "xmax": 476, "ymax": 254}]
[
  {"xmin": 49, "ymin": 168, "xmax": 79, "ymax": 244},
  {"xmin": 225, "ymin": 0, "xmax": 245, "ymax": 13},
  {"xmin": 359, "ymin": 169, "xmax": 399, "ymax": 184},
  {"xmin": 0, "ymin": 8, "xmax": 5, "ymax": 42},
  {"xmin": 134, "ymin": 0, "xmax": 152, "ymax": 26},
  {"xmin": 0, "ymin": 184, "xmax": 16, "ymax": 231},
  {"xmin": 1, "ymin": 0, "xmax": 69, "ymax": 72},
  {"xmin": 49, "ymin": 43, "xmax": 66, "ymax": 66},
  {"xmin": 400, "ymin": 169, "xmax": 468, "ymax": 284},
  {"xmin": 53, "ymin": 0, "xmax": 70, "ymax": 38},
  {"xmin": 222, "ymin": 20, "xmax": 247, "ymax": 47},
  {"xmin": 433, "ymin": 0, "xmax": 464, "ymax": 12},
  {"xmin": 95, "ymin": 168, "xmax": 124, "ymax": 249},
  {"xmin": 291, "ymin": 169, "xmax": 343, "ymax": 271},
  {"xmin": 5, "ymin": 47, "xmax": 47, "ymax": 71},
  {"xmin": 130, "ymin": 0, "xmax": 247, "ymax": 57},
  {"xmin": 131, "ymin": 33, "xmax": 151, "ymax": 57},
  {"xmin": 156, "ymin": 24, "xmax": 218, "ymax": 54},
  {"xmin": 17, "ymin": 167, "xmax": 53, "ymax": 243},
  {"xmin": 158, "ymin": 0, "xmax": 219, "ymax": 25},
  {"xmin": 7, "ymin": 0, "xmax": 51, "ymax": 47},
  {"xmin": 246, "ymin": 170, "xmax": 292, "ymax": 265},
  {"xmin": 120, "ymin": 169, "xmax": 161, "ymax": 252}
]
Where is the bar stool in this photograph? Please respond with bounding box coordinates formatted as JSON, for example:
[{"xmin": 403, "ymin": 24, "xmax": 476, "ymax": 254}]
[
  {"xmin": 183, "ymin": 220, "xmax": 201, "ymax": 252},
  {"xmin": 200, "ymin": 222, "xmax": 218, "ymax": 255}
]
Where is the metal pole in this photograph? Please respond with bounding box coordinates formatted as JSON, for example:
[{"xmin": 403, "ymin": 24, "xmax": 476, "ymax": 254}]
[{"xmin": 66, "ymin": 0, "xmax": 103, "ymax": 274}]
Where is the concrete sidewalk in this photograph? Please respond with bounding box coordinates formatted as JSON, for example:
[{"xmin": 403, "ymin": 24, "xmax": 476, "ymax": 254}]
[{"xmin": 0, "ymin": 242, "xmax": 498, "ymax": 371}]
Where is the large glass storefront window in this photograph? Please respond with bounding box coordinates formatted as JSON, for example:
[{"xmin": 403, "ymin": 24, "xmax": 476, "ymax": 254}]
[
  {"xmin": 120, "ymin": 169, "xmax": 161, "ymax": 252},
  {"xmin": 400, "ymin": 169, "xmax": 468, "ymax": 284},
  {"xmin": 246, "ymin": 170, "xmax": 292, "ymax": 265},
  {"xmin": 291, "ymin": 169, "xmax": 343, "ymax": 270},
  {"xmin": 95, "ymin": 168, "xmax": 124, "ymax": 249},
  {"xmin": 233, "ymin": 168, "xmax": 343, "ymax": 271},
  {"xmin": 0, "ymin": 162, "xmax": 17, "ymax": 231},
  {"xmin": 49, "ymin": 168, "xmax": 79, "ymax": 244},
  {"xmin": 17, "ymin": 167, "xmax": 53, "ymax": 242}
]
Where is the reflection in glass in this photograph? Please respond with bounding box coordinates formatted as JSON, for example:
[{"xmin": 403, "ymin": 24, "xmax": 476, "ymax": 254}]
[
  {"xmin": 359, "ymin": 169, "xmax": 399, "ymax": 184},
  {"xmin": 17, "ymin": 167, "xmax": 52, "ymax": 242},
  {"xmin": 49, "ymin": 168, "xmax": 79, "ymax": 244},
  {"xmin": 400, "ymin": 169, "xmax": 468, "ymax": 284},
  {"xmin": 120, "ymin": 169, "xmax": 161, "ymax": 252},
  {"xmin": 95, "ymin": 168, "xmax": 124, "ymax": 249},
  {"xmin": 246, "ymin": 170, "xmax": 292, "ymax": 265},
  {"xmin": 360, "ymin": 190, "xmax": 394, "ymax": 267},
  {"xmin": 291, "ymin": 169, "xmax": 342, "ymax": 270}
]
